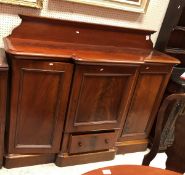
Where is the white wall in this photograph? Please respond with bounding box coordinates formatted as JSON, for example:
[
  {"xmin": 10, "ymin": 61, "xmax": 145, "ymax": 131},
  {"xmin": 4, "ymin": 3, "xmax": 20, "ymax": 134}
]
[{"xmin": 0, "ymin": 0, "xmax": 170, "ymax": 48}]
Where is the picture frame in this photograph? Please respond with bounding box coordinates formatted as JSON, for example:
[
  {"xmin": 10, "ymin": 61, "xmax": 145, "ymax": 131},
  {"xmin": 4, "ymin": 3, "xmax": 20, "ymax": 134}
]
[
  {"xmin": 64, "ymin": 0, "xmax": 150, "ymax": 13},
  {"xmin": 0, "ymin": 0, "xmax": 43, "ymax": 8}
]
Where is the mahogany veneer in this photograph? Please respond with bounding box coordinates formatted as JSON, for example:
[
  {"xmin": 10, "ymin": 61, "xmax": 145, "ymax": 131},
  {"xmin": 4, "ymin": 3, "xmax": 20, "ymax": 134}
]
[{"xmin": 3, "ymin": 15, "xmax": 180, "ymax": 168}]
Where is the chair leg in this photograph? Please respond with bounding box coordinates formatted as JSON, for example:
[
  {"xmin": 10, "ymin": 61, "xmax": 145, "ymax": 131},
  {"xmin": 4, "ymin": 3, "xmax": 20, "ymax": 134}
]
[
  {"xmin": 142, "ymin": 146, "xmax": 159, "ymax": 165},
  {"xmin": 142, "ymin": 114, "xmax": 163, "ymax": 166}
]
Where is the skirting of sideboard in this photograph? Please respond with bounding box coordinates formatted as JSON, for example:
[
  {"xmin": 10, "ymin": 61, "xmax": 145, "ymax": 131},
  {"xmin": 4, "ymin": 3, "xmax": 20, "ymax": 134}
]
[
  {"xmin": 116, "ymin": 139, "xmax": 148, "ymax": 154},
  {"xmin": 55, "ymin": 149, "xmax": 116, "ymax": 167},
  {"xmin": 4, "ymin": 154, "xmax": 55, "ymax": 169}
]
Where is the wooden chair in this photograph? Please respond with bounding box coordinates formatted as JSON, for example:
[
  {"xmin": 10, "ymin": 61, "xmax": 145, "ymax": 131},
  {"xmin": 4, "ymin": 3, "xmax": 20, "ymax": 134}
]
[{"xmin": 143, "ymin": 93, "xmax": 185, "ymax": 173}]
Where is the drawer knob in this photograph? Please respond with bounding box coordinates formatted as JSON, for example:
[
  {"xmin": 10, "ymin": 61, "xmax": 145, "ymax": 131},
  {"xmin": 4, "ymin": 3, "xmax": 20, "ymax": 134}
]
[
  {"xmin": 145, "ymin": 66, "xmax": 150, "ymax": 70},
  {"xmin": 78, "ymin": 142, "xmax": 82, "ymax": 147},
  {"xmin": 105, "ymin": 139, "xmax": 109, "ymax": 144}
]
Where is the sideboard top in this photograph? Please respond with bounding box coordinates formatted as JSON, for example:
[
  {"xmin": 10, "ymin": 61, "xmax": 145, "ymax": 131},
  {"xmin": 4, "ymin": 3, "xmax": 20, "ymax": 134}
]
[{"xmin": 4, "ymin": 15, "xmax": 180, "ymax": 65}]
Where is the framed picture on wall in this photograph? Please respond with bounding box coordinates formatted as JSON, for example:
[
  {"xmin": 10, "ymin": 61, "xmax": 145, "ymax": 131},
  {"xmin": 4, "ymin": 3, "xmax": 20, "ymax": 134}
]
[
  {"xmin": 64, "ymin": 0, "xmax": 150, "ymax": 13},
  {"xmin": 0, "ymin": 0, "xmax": 43, "ymax": 8}
]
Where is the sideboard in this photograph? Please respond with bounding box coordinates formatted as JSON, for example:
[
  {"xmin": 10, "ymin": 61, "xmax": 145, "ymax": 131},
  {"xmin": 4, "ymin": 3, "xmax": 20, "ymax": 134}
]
[{"xmin": 2, "ymin": 15, "xmax": 180, "ymax": 168}]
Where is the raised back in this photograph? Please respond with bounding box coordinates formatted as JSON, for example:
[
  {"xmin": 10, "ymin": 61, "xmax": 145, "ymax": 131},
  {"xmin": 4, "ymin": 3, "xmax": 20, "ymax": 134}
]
[{"xmin": 9, "ymin": 14, "xmax": 155, "ymax": 49}]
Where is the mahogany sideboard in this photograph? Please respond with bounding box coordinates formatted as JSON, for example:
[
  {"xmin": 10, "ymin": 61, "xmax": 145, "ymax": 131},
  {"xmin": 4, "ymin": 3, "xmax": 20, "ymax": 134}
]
[{"xmin": 2, "ymin": 15, "xmax": 179, "ymax": 168}]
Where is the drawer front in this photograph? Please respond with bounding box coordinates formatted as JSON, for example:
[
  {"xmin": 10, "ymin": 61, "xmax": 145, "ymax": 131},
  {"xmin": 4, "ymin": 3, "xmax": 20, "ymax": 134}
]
[
  {"xmin": 69, "ymin": 132, "xmax": 116, "ymax": 154},
  {"xmin": 140, "ymin": 64, "xmax": 171, "ymax": 73}
]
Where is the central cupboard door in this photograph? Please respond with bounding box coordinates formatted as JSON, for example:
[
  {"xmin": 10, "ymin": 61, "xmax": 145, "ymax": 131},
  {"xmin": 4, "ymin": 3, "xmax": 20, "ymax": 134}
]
[
  {"xmin": 65, "ymin": 64, "xmax": 139, "ymax": 132},
  {"xmin": 8, "ymin": 59, "xmax": 73, "ymax": 154}
]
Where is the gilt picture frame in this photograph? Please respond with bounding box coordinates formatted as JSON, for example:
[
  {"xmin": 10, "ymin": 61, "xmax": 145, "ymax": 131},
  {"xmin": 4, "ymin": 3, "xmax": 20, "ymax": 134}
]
[
  {"xmin": 0, "ymin": 0, "xmax": 43, "ymax": 8},
  {"xmin": 64, "ymin": 0, "xmax": 150, "ymax": 13}
]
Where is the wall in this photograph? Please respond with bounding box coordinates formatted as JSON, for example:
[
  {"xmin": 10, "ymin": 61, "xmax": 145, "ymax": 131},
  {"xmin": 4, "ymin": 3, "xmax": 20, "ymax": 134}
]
[{"xmin": 0, "ymin": 0, "xmax": 170, "ymax": 48}]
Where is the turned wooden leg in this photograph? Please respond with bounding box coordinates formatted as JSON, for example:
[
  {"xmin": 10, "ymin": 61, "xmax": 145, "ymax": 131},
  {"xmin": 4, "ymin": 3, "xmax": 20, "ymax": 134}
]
[{"xmin": 142, "ymin": 144, "xmax": 160, "ymax": 165}]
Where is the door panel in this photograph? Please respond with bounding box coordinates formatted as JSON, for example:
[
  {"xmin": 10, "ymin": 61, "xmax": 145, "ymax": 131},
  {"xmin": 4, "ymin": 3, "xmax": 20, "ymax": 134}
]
[
  {"xmin": 122, "ymin": 74, "xmax": 163, "ymax": 139},
  {"xmin": 65, "ymin": 64, "xmax": 138, "ymax": 132},
  {"xmin": 120, "ymin": 65, "xmax": 170, "ymax": 141},
  {"xmin": 8, "ymin": 60, "xmax": 73, "ymax": 154},
  {"xmin": 76, "ymin": 75, "xmax": 129, "ymax": 123}
]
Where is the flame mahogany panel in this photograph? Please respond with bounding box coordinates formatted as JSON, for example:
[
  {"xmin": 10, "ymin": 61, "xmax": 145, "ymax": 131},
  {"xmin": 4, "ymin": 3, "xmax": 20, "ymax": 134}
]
[
  {"xmin": 7, "ymin": 59, "xmax": 73, "ymax": 154},
  {"xmin": 120, "ymin": 65, "xmax": 172, "ymax": 141},
  {"xmin": 65, "ymin": 64, "xmax": 138, "ymax": 132}
]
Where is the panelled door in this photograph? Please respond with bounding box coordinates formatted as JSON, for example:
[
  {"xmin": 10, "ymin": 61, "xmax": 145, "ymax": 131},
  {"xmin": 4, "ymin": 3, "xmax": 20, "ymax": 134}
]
[
  {"xmin": 8, "ymin": 59, "xmax": 73, "ymax": 154},
  {"xmin": 65, "ymin": 64, "xmax": 139, "ymax": 132},
  {"xmin": 120, "ymin": 64, "xmax": 172, "ymax": 141}
]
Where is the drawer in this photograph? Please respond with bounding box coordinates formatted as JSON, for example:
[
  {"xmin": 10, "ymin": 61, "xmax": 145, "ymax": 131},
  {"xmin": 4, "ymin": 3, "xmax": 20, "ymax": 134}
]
[
  {"xmin": 140, "ymin": 64, "xmax": 171, "ymax": 73},
  {"xmin": 69, "ymin": 132, "xmax": 116, "ymax": 154}
]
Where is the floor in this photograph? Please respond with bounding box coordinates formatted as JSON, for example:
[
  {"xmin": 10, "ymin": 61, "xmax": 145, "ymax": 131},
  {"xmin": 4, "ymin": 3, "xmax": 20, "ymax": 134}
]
[{"xmin": 0, "ymin": 150, "xmax": 167, "ymax": 175}]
